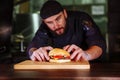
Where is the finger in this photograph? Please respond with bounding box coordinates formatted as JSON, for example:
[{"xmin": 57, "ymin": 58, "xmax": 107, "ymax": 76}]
[
  {"xmin": 30, "ymin": 55, "xmax": 36, "ymax": 61},
  {"xmin": 76, "ymin": 52, "xmax": 82, "ymax": 61},
  {"xmin": 70, "ymin": 48, "xmax": 81, "ymax": 59},
  {"xmin": 63, "ymin": 45, "xmax": 70, "ymax": 50},
  {"xmin": 39, "ymin": 48, "xmax": 46, "ymax": 61},
  {"xmin": 39, "ymin": 46, "xmax": 53, "ymax": 61},
  {"xmin": 33, "ymin": 51, "xmax": 42, "ymax": 61},
  {"xmin": 67, "ymin": 44, "xmax": 77, "ymax": 53},
  {"xmin": 42, "ymin": 51, "xmax": 50, "ymax": 60},
  {"xmin": 44, "ymin": 46, "xmax": 53, "ymax": 51},
  {"xmin": 40, "ymin": 48, "xmax": 49, "ymax": 61}
]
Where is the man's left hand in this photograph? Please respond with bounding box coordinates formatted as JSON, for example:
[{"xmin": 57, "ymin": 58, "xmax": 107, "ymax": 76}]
[{"xmin": 63, "ymin": 44, "xmax": 90, "ymax": 61}]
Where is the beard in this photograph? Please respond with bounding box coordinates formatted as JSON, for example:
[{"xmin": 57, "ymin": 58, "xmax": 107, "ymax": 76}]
[
  {"xmin": 50, "ymin": 27, "xmax": 66, "ymax": 37},
  {"xmin": 53, "ymin": 27, "xmax": 64, "ymax": 35}
]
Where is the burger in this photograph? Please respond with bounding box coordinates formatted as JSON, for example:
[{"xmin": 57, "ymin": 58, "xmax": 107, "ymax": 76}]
[{"xmin": 49, "ymin": 48, "xmax": 71, "ymax": 63}]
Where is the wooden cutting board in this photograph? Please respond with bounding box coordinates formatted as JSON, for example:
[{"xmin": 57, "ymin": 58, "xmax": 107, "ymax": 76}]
[{"xmin": 14, "ymin": 60, "xmax": 90, "ymax": 69}]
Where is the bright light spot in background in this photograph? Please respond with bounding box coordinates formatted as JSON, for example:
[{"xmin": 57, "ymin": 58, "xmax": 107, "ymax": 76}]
[{"xmin": 32, "ymin": 14, "xmax": 40, "ymax": 34}]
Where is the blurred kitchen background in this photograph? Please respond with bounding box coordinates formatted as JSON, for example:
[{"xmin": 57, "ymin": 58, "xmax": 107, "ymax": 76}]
[{"xmin": 0, "ymin": 0, "xmax": 120, "ymax": 63}]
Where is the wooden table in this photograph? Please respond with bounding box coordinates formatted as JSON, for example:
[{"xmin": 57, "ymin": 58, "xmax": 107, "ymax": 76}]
[{"xmin": 0, "ymin": 62, "xmax": 120, "ymax": 80}]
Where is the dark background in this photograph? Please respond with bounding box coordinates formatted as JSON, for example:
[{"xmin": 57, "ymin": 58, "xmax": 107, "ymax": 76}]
[
  {"xmin": 108, "ymin": 0, "xmax": 120, "ymax": 62},
  {"xmin": 0, "ymin": 0, "xmax": 13, "ymax": 24},
  {"xmin": 0, "ymin": 0, "xmax": 13, "ymax": 63}
]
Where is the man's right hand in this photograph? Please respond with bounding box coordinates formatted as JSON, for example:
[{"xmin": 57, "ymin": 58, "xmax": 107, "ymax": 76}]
[{"xmin": 29, "ymin": 46, "xmax": 53, "ymax": 61}]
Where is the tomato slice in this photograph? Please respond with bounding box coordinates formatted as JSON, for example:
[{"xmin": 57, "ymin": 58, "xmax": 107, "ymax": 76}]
[
  {"xmin": 54, "ymin": 55, "xmax": 63, "ymax": 59},
  {"xmin": 53, "ymin": 55, "xmax": 70, "ymax": 59}
]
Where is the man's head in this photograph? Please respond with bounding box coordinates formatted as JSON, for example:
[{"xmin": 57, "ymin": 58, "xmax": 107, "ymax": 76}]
[{"xmin": 40, "ymin": 0, "xmax": 67, "ymax": 35}]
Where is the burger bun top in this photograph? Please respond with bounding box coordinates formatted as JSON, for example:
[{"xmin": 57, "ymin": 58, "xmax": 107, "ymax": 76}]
[{"xmin": 49, "ymin": 48, "xmax": 70, "ymax": 56}]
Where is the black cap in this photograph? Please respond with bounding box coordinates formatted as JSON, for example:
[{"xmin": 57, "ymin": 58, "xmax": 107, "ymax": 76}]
[{"xmin": 40, "ymin": 0, "xmax": 63, "ymax": 19}]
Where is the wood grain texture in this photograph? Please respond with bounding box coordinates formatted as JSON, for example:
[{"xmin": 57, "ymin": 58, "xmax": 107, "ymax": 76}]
[{"xmin": 14, "ymin": 60, "xmax": 90, "ymax": 69}]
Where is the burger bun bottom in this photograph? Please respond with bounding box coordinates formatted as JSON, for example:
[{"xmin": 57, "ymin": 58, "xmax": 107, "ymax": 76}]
[{"xmin": 49, "ymin": 59, "xmax": 71, "ymax": 63}]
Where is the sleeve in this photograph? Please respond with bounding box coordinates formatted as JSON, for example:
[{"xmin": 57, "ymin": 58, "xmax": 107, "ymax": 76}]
[
  {"xmin": 81, "ymin": 12, "xmax": 106, "ymax": 54},
  {"xmin": 26, "ymin": 26, "xmax": 50, "ymax": 56}
]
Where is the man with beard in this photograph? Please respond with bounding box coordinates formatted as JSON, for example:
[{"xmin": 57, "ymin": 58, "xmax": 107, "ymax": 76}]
[{"xmin": 27, "ymin": 0, "xmax": 106, "ymax": 62}]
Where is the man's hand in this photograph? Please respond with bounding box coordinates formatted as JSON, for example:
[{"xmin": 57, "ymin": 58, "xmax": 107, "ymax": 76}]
[
  {"xmin": 29, "ymin": 46, "xmax": 53, "ymax": 61},
  {"xmin": 63, "ymin": 44, "xmax": 90, "ymax": 61}
]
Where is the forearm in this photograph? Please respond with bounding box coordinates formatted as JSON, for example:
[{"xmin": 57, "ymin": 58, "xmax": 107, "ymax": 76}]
[{"xmin": 85, "ymin": 46, "xmax": 102, "ymax": 60}]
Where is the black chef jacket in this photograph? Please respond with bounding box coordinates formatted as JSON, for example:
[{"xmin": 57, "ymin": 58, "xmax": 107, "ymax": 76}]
[{"xmin": 27, "ymin": 11, "xmax": 106, "ymax": 62}]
